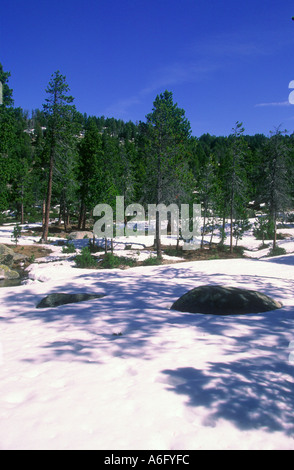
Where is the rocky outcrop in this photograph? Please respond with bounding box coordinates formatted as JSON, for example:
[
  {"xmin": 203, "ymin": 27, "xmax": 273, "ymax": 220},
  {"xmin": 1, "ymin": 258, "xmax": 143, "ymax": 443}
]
[
  {"xmin": 0, "ymin": 244, "xmax": 28, "ymax": 266},
  {"xmin": 171, "ymin": 285, "xmax": 282, "ymax": 315},
  {"xmin": 0, "ymin": 264, "xmax": 20, "ymax": 280},
  {"xmin": 68, "ymin": 231, "xmax": 93, "ymax": 240},
  {"xmin": 36, "ymin": 292, "xmax": 105, "ymax": 308},
  {"xmin": 0, "ymin": 244, "xmax": 15, "ymax": 267}
]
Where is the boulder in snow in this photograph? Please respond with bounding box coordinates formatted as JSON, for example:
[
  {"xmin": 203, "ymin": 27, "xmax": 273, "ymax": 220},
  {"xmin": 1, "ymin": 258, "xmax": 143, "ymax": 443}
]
[
  {"xmin": 171, "ymin": 285, "xmax": 282, "ymax": 315},
  {"xmin": 36, "ymin": 292, "xmax": 105, "ymax": 308}
]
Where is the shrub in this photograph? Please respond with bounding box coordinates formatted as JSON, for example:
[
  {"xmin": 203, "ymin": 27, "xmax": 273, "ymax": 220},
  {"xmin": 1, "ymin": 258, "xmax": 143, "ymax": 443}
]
[
  {"xmin": 11, "ymin": 224, "xmax": 22, "ymax": 246},
  {"xmin": 142, "ymin": 256, "xmax": 162, "ymax": 266},
  {"xmin": 164, "ymin": 247, "xmax": 182, "ymax": 257},
  {"xmin": 258, "ymin": 242, "xmax": 270, "ymax": 250},
  {"xmin": 253, "ymin": 217, "xmax": 274, "ymax": 241},
  {"xmin": 87, "ymin": 239, "xmax": 104, "ymax": 253},
  {"xmin": 286, "ymin": 212, "xmax": 294, "ymax": 223},
  {"xmin": 28, "ymin": 254, "xmax": 35, "ymax": 263},
  {"xmin": 268, "ymin": 246, "xmax": 287, "ymax": 257},
  {"xmin": 62, "ymin": 242, "xmax": 76, "ymax": 253},
  {"xmin": 75, "ymin": 247, "xmax": 98, "ymax": 268},
  {"xmin": 100, "ymin": 253, "xmax": 136, "ymax": 269}
]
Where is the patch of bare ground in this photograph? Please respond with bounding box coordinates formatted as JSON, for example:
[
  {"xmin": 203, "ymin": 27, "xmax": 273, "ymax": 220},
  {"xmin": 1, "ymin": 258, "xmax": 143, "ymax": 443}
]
[
  {"xmin": 6, "ymin": 244, "xmax": 53, "ymax": 268},
  {"xmin": 159, "ymin": 244, "xmax": 245, "ymax": 263}
]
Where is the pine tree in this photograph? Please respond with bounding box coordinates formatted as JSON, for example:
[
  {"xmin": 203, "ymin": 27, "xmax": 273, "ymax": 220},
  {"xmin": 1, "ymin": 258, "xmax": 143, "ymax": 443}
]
[
  {"xmin": 143, "ymin": 91, "xmax": 193, "ymax": 257},
  {"xmin": 0, "ymin": 109, "xmax": 17, "ymax": 212},
  {"xmin": 262, "ymin": 128, "xmax": 292, "ymax": 250},
  {"xmin": 77, "ymin": 119, "xmax": 104, "ymax": 229},
  {"xmin": 41, "ymin": 71, "xmax": 76, "ymax": 241},
  {"xmin": 198, "ymin": 155, "xmax": 218, "ymax": 249},
  {"xmin": 0, "ymin": 63, "xmax": 14, "ymax": 107},
  {"xmin": 223, "ymin": 122, "xmax": 248, "ymax": 253},
  {"xmin": 0, "ymin": 64, "xmax": 15, "ymax": 212},
  {"xmin": 11, "ymin": 110, "xmax": 34, "ymax": 223}
]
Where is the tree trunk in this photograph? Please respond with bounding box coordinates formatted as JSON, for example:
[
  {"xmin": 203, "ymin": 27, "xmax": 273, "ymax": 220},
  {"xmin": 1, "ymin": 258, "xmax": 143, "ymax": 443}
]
[
  {"xmin": 58, "ymin": 200, "xmax": 63, "ymax": 225},
  {"xmin": 155, "ymin": 211, "xmax": 162, "ymax": 258},
  {"xmin": 20, "ymin": 202, "xmax": 24, "ymax": 225},
  {"xmin": 230, "ymin": 199, "xmax": 234, "ymax": 253},
  {"xmin": 42, "ymin": 198, "xmax": 46, "ymax": 226},
  {"xmin": 230, "ymin": 218, "xmax": 233, "ymax": 253},
  {"xmin": 273, "ymin": 213, "xmax": 277, "ymax": 250},
  {"xmin": 209, "ymin": 225, "xmax": 214, "ymax": 248},
  {"xmin": 63, "ymin": 204, "xmax": 67, "ymax": 232},
  {"xmin": 78, "ymin": 201, "xmax": 86, "ymax": 230},
  {"xmin": 42, "ymin": 152, "xmax": 54, "ymax": 242},
  {"xmin": 220, "ymin": 216, "xmax": 226, "ymax": 245},
  {"xmin": 201, "ymin": 211, "xmax": 206, "ymax": 249},
  {"xmin": 82, "ymin": 203, "xmax": 87, "ymax": 230},
  {"xmin": 20, "ymin": 184, "xmax": 24, "ymax": 224}
]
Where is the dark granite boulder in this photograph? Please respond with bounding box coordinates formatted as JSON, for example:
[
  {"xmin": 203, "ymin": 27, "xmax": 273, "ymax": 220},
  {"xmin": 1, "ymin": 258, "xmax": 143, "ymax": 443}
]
[
  {"xmin": 171, "ymin": 285, "xmax": 282, "ymax": 315},
  {"xmin": 36, "ymin": 292, "xmax": 105, "ymax": 308}
]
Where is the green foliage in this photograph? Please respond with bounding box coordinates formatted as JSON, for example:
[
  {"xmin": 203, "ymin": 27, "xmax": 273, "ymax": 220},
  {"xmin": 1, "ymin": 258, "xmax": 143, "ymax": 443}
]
[
  {"xmin": 143, "ymin": 90, "xmax": 194, "ymax": 257},
  {"xmin": 100, "ymin": 253, "xmax": 136, "ymax": 269},
  {"xmin": 253, "ymin": 217, "xmax": 275, "ymax": 241},
  {"xmin": 1, "ymin": 62, "xmax": 294, "ymax": 244},
  {"xmin": 218, "ymin": 225, "xmax": 227, "ymax": 246},
  {"xmin": 144, "ymin": 90, "xmax": 193, "ymax": 206},
  {"xmin": 222, "ymin": 122, "xmax": 249, "ymax": 252},
  {"xmin": 163, "ymin": 247, "xmax": 182, "ymax": 257},
  {"xmin": 261, "ymin": 128, "xmax": 292, "ymax": 249},
  {"xmin": 87, "ymin": 238, "xmax": 104, "ymax": 253},
  {"xmin": 62, "ymin": 241, "xmax": 76, "ymax": 253},
  {"xmin": 268, "ymin": 246, "xmax": 287, "ymax": 257},
  {"xmin": 0, "ymin": 63, "xmax": 14, "ymax": 107},
  {"xmin": 142, "ymin": 255, "xmax": 162, "ymax": 266},
  {"xmin": 74, "ymin": 246, "xmax": 98, "ymax": 268},
  {"xmin": 11, "ymin": 224, "xmax": 21, "ymax": 246},
  {"xmin": 232, "ymin": 218, "xmax": 252, "ymax": 246},
  {"xmin": 28, "ymin": 254, "xmax": 35, "ymax": 263},
  {"xmin": 198, "ymin": 156, "xmax": 218, "ymax": 248},
  {"xmin": 41, "ymin": 70, "xmax": 78, "ymax": 240}
]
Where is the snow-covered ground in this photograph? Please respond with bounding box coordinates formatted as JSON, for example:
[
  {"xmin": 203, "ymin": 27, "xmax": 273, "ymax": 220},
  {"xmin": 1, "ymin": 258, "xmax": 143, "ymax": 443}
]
[{"xmin": 0, "ymin": 222, "xmax": 294, "ymax": 450}]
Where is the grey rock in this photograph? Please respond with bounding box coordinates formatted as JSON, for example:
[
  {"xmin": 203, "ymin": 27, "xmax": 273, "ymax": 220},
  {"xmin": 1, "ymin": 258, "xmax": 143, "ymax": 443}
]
[
  {"xmin": 12, "ymin": 253, "xmax": 28, "ymax": 262},
  {"xmin": 0, "ymin": 244, "xmax": 28, "ymax": 266},
  {"xmin": 171, "ymin": 285, "xmax": 282, "ymax": 315},
  {"xmin": 36, "ymin": 292, "xmax": 105, "ymax": 308},
  {"xmin": 0, "ymin": 244, "xmax": 15, "ymax": 266},
  {"xmin": 0, "ymin": 244, "xmax": 14, "ymax": 256},
  {"xmin": 0, "ymin": 264, "xmax": 20, "ymax": 280},
  {"xmin": 68, "ymin": 231, "xmax": 93, "ymax": 240}
]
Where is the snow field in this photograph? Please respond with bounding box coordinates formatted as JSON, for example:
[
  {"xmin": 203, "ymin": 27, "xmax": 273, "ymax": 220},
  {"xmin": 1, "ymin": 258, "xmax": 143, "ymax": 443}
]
[{"xmin": 0, "ymin": 223, "xmax": 294, "ymax": 449}]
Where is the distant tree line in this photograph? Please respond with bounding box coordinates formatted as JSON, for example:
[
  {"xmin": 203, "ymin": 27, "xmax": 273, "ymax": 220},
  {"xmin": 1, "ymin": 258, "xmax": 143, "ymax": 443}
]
[{"xmin": 0, "ymin": 63, "xmax": 293, "ymax": 255}]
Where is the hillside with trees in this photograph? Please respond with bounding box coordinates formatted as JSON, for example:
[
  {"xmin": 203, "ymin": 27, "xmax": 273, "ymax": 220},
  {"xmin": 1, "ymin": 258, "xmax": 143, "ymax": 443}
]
[{"xmin": 1, "ymin": 63, "xmax": 293, "ymax": 256}]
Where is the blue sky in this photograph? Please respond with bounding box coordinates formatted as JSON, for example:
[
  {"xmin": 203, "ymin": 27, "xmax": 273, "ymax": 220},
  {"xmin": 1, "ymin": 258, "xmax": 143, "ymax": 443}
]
[{"xmin": 1, "ymin": 0, "xmax": 294, "ymax": 136}]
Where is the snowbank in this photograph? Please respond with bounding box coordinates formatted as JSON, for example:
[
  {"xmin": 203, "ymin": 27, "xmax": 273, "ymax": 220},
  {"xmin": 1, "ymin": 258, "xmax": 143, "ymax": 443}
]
[{"xmin": 0, "ymin": 223, "xmax": 294, "ymax": 450}]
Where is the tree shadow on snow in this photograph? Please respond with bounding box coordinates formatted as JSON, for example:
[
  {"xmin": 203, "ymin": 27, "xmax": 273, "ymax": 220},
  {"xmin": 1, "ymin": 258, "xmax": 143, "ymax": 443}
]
[
  {"xmin": 1, "ymin": 263, "xmax": 293, "ymax": 366},
  {"xmin": 161, "ymin": 357, "xmax": 294, "ymax": 436},
  {"xmin": 263, "ymin": 255, "xmax": 294, "ymax": 266}
]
